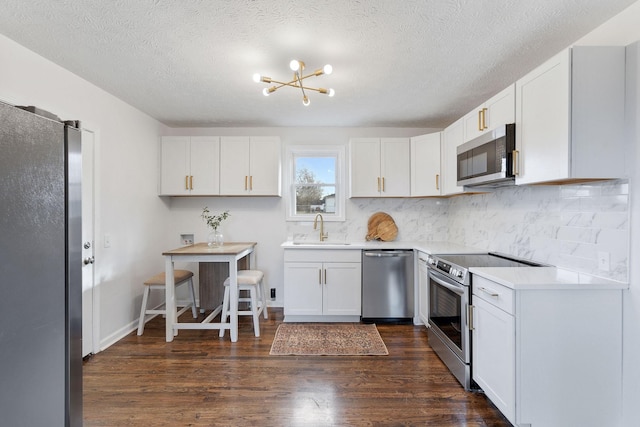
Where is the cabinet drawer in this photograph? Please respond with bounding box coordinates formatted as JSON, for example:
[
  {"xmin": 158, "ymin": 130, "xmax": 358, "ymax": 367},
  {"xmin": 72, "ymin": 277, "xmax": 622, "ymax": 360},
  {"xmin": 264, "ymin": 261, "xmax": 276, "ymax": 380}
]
[
  {"xmin": 284, "ymin": 249, "xmax": 361, "ymax": 263},
  {"xmin": 473, "ymin": 275, "xmax": 514, "ymax": 315}
]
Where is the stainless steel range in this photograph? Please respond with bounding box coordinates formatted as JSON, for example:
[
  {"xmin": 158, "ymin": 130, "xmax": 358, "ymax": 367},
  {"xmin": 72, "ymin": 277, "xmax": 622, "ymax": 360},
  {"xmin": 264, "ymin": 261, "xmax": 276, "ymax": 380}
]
[{"xmin": 425, "ymin": 252, "xmax": 541, "ymax": 390}]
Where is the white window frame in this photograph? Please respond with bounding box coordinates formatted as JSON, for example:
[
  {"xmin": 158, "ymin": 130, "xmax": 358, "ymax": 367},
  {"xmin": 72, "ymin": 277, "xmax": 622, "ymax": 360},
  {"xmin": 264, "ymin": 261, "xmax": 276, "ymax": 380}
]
[{"xmin": 285, "ymin": 145, "xmax": 346, "ymax": 222}]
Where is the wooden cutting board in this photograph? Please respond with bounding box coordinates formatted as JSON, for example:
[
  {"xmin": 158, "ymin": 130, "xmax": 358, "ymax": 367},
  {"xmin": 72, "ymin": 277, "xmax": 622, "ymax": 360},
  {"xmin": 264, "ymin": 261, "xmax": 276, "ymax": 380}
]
[{"xmin": 366, "ymin": 212, "xmax": 398, "ymax": 241}]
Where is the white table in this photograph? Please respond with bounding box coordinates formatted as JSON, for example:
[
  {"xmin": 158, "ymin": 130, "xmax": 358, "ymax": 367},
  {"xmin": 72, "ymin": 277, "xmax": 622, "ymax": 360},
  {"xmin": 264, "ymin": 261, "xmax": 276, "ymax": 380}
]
[{"xmin": 163, "ymin": 242, "xmax": 256, "ymax": 342}]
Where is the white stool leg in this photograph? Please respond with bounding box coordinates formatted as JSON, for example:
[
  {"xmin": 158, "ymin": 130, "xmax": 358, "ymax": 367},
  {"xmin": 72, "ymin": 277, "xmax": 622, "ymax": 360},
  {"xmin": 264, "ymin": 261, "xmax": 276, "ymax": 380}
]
[
  {"xmin": 249, "ymin": 286, "xmax": 260, "ymax": 337},
  {"xmin": 219, "ymin": 285, "xmax": 230, "ymax": 338},
  {"xmin": 137, "ymin": 286, "xmax": 151, "ymax": 335},
  {"xmin": 260, "ymin": 278, "xmax": 268, "ymax": 319},
  {"xmin": 188, "ymin": 277, "xmax": 197, "ymax": 318}
]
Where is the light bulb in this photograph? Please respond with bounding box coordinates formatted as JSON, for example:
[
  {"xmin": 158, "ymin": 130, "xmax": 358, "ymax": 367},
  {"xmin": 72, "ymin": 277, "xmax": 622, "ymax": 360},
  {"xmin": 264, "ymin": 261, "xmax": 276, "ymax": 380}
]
[
  {"xmin": 328, "ymin": 88, "xmax": 335, "ymax": 97},
  {"xmin": 290, "ymin": 60, "xmax": 300, "ymax": 71},
  {"xmin": 323, "ymin": 64, "xmax": 333, "ymax": 75},
  {"xmin": 303, "ymin": 96, "xmax": 310, "ymax": 106},
  {"xmin": 253, "ymin": 73, "xmax": 261, "ymax": 83},
  {"xmin": 262, "ymin": 88, "xmax": 270, "ymax": 97}
]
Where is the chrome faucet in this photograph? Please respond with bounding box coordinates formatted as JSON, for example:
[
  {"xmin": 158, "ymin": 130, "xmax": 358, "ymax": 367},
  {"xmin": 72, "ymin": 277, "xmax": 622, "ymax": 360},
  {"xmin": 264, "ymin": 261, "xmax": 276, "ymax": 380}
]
[{"xmin": 313, "ymin": 213, "xmax": 328, "ymax": 242}]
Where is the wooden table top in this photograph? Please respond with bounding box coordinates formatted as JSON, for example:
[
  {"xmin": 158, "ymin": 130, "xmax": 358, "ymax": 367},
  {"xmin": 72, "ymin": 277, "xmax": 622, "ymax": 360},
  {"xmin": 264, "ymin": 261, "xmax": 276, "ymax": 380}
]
[{"xmin": 162, "ymin": 242, "xmax": 256, "ymax": 256}]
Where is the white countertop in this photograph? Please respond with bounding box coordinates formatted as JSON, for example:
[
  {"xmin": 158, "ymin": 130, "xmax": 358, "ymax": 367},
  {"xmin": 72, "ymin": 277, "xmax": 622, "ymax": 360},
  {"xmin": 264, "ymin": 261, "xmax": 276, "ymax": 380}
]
[
  {"xmin": 282, "ymin": 239, "xmax": 629, "ymax": 291},
  {"xmin": 470, "ymin": 266, "xmax": 628, "ymax": 290},
  {"xmin": 281, "ymin": 240, "xmax": 485, "ymax": 254}
]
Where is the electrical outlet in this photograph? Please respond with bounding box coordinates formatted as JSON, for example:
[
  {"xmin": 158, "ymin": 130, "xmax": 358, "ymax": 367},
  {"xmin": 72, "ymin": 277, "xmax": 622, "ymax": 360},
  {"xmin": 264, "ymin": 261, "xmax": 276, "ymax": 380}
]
[
  {"xmin": 270, "ymin": 288, "xmax": 276, "ymax": 299},
  {"xmin": 597, "ymin": 251, "xmax": 610, "ymax": 272},
  {"xmin": 180, "ymin": 233, "xmax": 194, "ymax": 246}
]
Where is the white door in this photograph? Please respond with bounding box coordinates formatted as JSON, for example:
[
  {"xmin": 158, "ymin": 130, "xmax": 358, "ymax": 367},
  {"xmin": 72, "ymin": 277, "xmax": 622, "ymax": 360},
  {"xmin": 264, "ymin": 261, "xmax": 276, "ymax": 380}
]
[{"xmin": 81, "ymin": 129, "xmax": 95, "ymax": 357}]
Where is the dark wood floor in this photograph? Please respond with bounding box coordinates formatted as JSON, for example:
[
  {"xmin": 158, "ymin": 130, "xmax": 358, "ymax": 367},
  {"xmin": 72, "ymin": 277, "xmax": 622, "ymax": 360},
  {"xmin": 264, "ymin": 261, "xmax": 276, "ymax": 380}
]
[{"xmin": 83, "ymin": 308, "xmax": 511, "ymax": 426}]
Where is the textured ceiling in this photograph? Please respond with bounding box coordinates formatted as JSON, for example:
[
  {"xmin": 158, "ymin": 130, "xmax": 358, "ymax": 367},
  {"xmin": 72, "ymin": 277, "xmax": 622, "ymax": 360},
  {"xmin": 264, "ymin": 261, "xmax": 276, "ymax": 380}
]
[{"xmin": 0, "ymin": 0, "xmax": 636, "ymax": 128}]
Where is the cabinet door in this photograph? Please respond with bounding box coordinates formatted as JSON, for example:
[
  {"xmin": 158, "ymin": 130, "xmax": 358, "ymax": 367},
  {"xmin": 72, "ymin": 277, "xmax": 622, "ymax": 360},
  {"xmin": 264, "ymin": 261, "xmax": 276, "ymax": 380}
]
[
  {"xmin": 160, "ymin": 136, "xmax": 190, "ymax": 195},
  {"xmin": 441, "ymin": 117, "xmax": 465, "ymax": 195},
  {"xmin": 463, "ymin": 85, "xmax": 515, "ymax": 143},
  {"xmin": 462, "ymin": 102, "xmax": 485, "ymax": 143},
  {"xmin": 249, "ymin": 136, "xmax": 281, "ymax": 196},
  {"xmin": 411, "ymin": 133, "xmax": 441, "ymax": 197},
  {"xmin": 472, "ymin": 297, "xmax": 516, "ymax": 424},
  {"xmin": 220, "ymin": 136, "xmax": 251, "ymax": 195},
  {"xmin": 189, "ymin": 136, "xmax": 220, "ymax": 195},
  {"xmin": 417, "ymin": 258, "xmax": 429, "ymax": 325},
  {"xmin": 349, "ymin": 138, "xmax": 381, "ymax": 197},
  {"xmin": 323, "ymin": 262, "xmax": 361, "ymax": 316},
  {"xmin": 515, "ymin": 49, "xmax": 570, "ymax": 185},
  {"xmin": 283, "ymin": 262, "xmax": 323, "ymax": 316},
  {"xmin": 380, "ymin": 138, "xmax": 410, "ymax": 197},
  {"xmin": 485, "ymin": 84, "xmax": 515, "ymax": 131}
]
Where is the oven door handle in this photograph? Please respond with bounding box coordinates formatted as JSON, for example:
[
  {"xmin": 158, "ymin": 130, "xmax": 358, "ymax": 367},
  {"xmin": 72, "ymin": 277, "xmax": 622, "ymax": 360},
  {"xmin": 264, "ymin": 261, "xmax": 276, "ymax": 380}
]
[{"xmin": 428, "ymin": 270, "xmax": 465, "ymax": 296}]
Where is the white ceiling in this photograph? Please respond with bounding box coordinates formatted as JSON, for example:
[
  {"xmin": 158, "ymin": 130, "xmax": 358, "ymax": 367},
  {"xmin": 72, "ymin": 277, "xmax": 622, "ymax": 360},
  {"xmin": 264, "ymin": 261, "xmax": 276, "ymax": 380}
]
[{"xmin": 0, "ymin": 0, "xmax": 636, "ymax": 128}]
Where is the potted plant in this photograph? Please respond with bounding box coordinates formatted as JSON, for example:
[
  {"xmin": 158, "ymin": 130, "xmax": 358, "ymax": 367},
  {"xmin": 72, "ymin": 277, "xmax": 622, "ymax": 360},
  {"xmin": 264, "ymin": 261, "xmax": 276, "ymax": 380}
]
[{"xmin": 201, "ymin": 207, "xmax": 229, "ymax": 247}]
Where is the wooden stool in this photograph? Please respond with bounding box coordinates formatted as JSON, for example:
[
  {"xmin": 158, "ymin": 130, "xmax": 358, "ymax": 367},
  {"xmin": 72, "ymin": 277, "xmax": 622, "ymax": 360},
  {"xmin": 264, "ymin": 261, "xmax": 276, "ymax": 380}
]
[
  {"xmin": 137, "ymin": 269, "xmax": 197, "ymax": 335},
  {"xmin": 219, "ymin": 270, "xmax": 268, "ymax": 338}
]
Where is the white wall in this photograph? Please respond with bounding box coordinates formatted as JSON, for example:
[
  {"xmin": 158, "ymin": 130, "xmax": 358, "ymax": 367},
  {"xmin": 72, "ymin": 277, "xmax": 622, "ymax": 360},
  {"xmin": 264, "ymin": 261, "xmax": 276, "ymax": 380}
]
[{"xmin": 0, "ymin": 34, "xmax": 175, "ymax": 350}]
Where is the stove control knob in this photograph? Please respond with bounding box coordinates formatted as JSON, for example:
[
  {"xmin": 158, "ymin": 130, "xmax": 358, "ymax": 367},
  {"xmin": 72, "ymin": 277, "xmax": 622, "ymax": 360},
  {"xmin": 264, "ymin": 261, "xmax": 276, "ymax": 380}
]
[
  {"xmin": 427, "ymin": 257, "xmax": 436, "ymax": 266},
  {"xmin": 455, "ymin": 270, "xmax": 464, "ymax": 278},
  {"xmin": 450, "ymin": 268, "xmax": 458, "ymax": 276}
]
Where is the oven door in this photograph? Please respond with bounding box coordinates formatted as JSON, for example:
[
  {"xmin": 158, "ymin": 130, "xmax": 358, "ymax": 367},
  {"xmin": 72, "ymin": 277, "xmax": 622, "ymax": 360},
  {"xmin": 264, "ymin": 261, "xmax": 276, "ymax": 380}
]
[{"xmin": 427, "ymin": 268, "xmax": 470, "ymax": 364}]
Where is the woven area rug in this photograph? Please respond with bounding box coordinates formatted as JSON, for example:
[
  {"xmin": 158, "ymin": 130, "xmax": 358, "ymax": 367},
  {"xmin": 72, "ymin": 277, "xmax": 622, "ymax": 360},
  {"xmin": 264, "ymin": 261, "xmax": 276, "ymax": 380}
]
[{"xmin": 269, "ymin": 323, "xmax": 388, "ymax": 356}]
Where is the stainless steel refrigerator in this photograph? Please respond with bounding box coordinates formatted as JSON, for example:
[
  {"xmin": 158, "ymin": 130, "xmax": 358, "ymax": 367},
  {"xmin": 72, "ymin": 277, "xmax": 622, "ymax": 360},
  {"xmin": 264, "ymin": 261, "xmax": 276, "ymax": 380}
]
[{"xmin": 0, "ymin": 101, "xmax": 83, "ymax": 426}]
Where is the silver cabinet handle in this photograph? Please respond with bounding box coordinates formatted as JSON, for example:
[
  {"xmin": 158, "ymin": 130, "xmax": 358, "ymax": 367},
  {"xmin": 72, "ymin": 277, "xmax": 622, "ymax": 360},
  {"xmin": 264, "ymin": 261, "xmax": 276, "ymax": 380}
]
[
  {"xmin": 478, "ymin": 286, "xmax": 499, "ymax": 297},
  {"xmin": 83, "ymin": 256, "xmax": 95, "ymax": 265}
]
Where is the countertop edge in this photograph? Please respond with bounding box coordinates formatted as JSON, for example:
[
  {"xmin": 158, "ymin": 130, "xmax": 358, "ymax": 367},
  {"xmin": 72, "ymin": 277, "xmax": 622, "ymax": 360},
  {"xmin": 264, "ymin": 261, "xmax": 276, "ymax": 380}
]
[
  {"xmin": 281, "ymin": 240, "xmax": 485, "ymax": 254},
  {"xmin": 469, "ymin": 266, "xmax": 629, "ymax": 290}
]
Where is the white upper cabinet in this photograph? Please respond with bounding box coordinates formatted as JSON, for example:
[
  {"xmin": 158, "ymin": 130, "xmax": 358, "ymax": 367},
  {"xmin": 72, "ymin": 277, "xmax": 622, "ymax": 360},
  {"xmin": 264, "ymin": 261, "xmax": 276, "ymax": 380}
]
[
  {"xmin": 159, "ymin": 136, "xmax": 220, "ymax": 196},
  {"xmin": 219, "ymin": 136, "xmax": 281, "ymax": 196},
  {"xmin": 463, "ymin": 84, "xmax": 515, "ymax": 143},
  {"xmin": 515, "ymin": 46, "xmax": 626, "ymax": 185},
  {"xmin": 441, "ymin": 117, "xmax": 465, "ymax": 196},
  {"xmin": 350, "ymin": 137, "xmax": 411, "ymax": 197},
  {"xmin": 410, "ymin": 132, "xmax": 441, "ymax": 197}
]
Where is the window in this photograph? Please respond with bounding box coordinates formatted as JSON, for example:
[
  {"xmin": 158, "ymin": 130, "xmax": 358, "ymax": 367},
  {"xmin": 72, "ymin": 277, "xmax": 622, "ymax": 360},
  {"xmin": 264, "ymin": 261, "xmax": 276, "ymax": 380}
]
[{"xmin": 285, "ymin": 145, "xmax": 345, "ymax": 221}]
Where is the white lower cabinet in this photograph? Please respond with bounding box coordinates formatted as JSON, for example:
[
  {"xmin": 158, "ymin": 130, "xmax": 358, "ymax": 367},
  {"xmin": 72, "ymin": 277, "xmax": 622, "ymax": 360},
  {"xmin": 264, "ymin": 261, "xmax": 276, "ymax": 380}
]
[
  {"xmin": 472, "ymin": 293, "xmax": 516, "ymax": 422},
  {"xmin": 284, "ymin": 249, "xmax": 361, "ymax": 322},
  {"xmin": 471, "ymin": 275, "xmax": 623, "ymax": 427}
]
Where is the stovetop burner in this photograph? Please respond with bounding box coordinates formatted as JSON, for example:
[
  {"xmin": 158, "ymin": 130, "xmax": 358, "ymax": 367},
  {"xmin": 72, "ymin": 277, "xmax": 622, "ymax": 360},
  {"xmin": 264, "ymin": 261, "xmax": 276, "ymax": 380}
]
[
  {"xmin": 427, "ymin": 252, "xmax": 542, "ymax": 286},
  {"xmin": 437, "ymin": 253, "xmax": 540, "ymax": 268}
]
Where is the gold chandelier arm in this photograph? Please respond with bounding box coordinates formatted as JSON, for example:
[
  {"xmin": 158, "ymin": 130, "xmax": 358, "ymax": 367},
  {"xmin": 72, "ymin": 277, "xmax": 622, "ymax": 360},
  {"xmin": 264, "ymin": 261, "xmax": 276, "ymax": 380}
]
[{"xmin": 255, "ymin": 60, "xmax": 334, "ymax": 101}]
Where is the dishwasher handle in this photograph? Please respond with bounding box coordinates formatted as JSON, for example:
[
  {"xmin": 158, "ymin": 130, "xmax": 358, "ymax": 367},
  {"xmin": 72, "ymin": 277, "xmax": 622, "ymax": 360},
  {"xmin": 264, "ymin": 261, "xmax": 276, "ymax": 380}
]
[{"xmin": 364, "ymin": 250, "xmax": 412, "ymax": 257}]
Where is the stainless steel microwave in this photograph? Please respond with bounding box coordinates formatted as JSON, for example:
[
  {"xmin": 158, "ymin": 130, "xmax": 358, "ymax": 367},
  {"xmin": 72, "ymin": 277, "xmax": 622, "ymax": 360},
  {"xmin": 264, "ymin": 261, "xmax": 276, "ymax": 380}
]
[{"xmin": 457, "ymin": 123, "xmax": 516, "ymax": 187}]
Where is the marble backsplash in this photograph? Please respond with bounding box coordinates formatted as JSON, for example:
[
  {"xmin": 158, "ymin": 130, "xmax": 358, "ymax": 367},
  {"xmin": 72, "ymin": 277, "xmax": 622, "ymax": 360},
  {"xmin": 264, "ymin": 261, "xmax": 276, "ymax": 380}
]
[
  {"xmin": 448, "ymin": 180, "xmax": 629, "ymax": 282},
  {"xmin": 286, "ymin": 180, "xmax": 629, "ymax": 282}
]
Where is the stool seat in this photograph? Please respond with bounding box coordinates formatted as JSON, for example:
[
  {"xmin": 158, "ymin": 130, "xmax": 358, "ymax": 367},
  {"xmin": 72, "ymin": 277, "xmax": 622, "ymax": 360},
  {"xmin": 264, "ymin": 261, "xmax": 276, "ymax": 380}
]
[
  {"xmin": 223, "ymin": 270, "xmax": 264, "ymax": 286},
  {"xmin": 220, "ymin": 269, "xmax": 268, "ymax": 338},
  {"xmin": 145, "ymin": 269, "xmax": 193, "ymax": 286},
  {"xmin": 137, "ymin": 269, "xmax": 197, "ymax": 335}
]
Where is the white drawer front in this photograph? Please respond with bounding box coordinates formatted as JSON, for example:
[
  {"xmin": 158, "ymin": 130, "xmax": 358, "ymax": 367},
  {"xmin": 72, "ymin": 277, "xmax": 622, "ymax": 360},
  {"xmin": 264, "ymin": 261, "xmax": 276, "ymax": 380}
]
[
  {"xmin": 284, "ymin": 249, "xmax": 362, "ymax": 263},
  {"xmin": 473, "ymin": 275, "xmax": 515, "ymax": 315}
]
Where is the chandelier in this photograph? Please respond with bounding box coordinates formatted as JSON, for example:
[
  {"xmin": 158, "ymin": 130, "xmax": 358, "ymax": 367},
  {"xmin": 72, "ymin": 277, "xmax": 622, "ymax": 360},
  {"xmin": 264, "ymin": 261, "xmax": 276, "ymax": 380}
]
[{"xmin": 253, "ymin": 60, "xmax": 335, "ymax": 106}]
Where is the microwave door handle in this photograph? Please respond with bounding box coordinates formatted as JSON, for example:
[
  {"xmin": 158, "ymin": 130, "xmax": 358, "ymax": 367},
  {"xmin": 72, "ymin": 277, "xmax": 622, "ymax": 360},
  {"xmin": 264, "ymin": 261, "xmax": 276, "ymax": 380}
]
[{"xmin": 428, "ymin": 271, "xmax": 465, "ymax": 296}]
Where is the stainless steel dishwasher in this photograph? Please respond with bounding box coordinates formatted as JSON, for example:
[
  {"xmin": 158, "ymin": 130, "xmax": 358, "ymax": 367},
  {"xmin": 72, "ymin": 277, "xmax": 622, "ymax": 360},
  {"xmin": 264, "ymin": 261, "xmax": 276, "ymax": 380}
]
[{"xmin": 361, "ymin": 249, "xmax": 414, "ymax": 323}]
